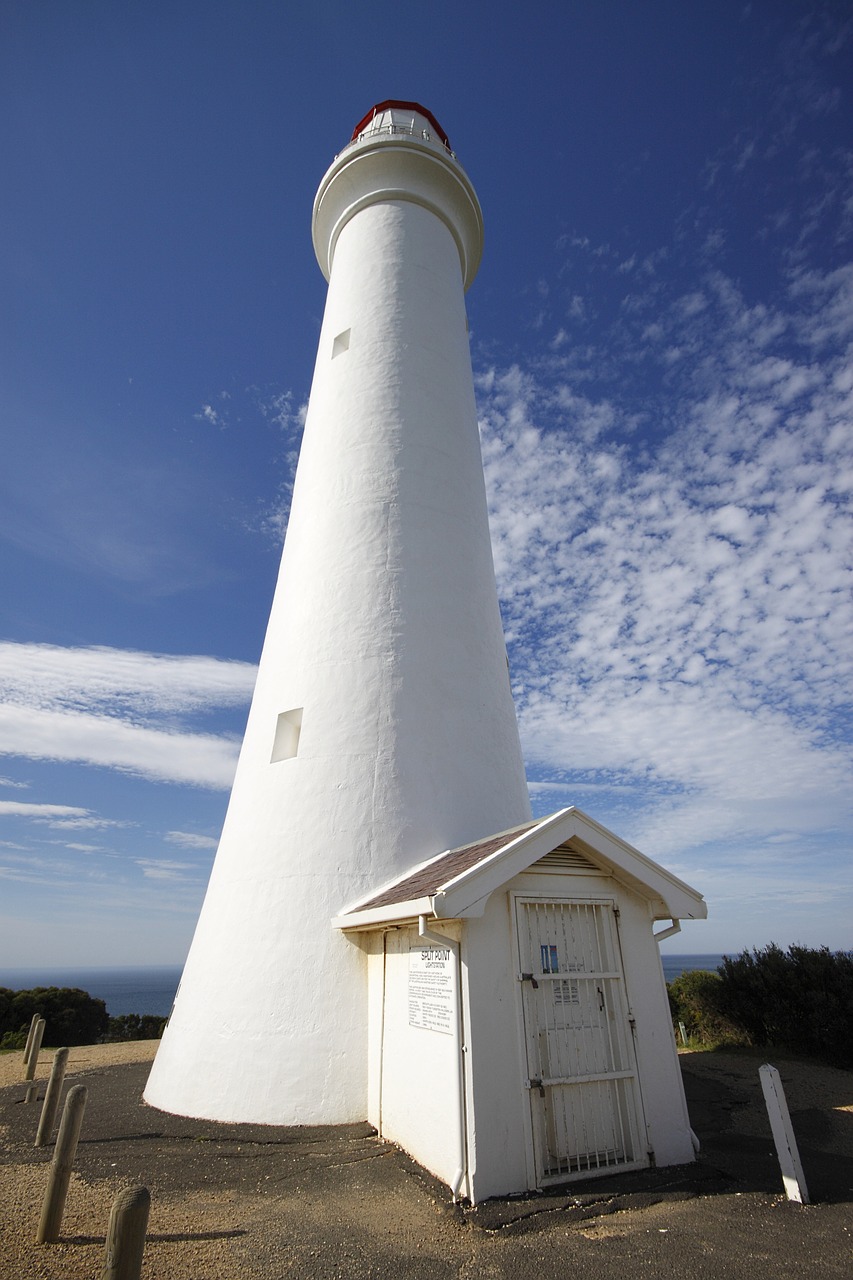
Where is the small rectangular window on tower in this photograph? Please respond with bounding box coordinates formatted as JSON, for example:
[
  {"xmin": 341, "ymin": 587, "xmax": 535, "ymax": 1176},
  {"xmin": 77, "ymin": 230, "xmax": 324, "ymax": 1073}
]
[
  {"xmin": 332, "ymin": 328, "xmax": 351, "ymax": 358},
  {"xmin": 271, "ymin": 708, "xmax": 303, "ymax": 762}
]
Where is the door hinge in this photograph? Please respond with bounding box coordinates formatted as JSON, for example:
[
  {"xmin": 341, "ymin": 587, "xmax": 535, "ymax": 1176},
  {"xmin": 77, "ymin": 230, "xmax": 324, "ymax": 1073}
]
[
  {"xmin": 527, "ymin": 1077, "xmax": 546, "ymax": 1097},
  {"xmin": 519, "ymin": 972, "xmax": 539, "ymax": 988}
]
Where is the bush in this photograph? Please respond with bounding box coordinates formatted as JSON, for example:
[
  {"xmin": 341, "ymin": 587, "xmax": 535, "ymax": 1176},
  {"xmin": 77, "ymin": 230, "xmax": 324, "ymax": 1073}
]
[
  {"xmin": 716, "ymin": 944, "xmax": 853, "ymax": 1068},
  {"xmin": 0, "ymin": 1029, "xmax": 28, "ymax": 1051},
  {"xmin": 104, "ymin": 1013, "xmax": 166, "ymax": 1042},
  {"xmin": 667, "ymin": 968, "xmax": 739, "ymax": 1046},
  {"xmin": 0, "ymin": 986, "xmax": 109, "ymax": 1047}
]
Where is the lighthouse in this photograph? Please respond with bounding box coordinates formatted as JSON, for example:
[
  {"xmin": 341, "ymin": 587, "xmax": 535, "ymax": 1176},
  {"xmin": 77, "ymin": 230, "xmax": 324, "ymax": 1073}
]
[
  {"xmin": 146, "ymin": 103, "xmax": 706, "ymax": 1201},
  {"xmin": 144, "ymin": 102, "xmax": 533, "ymax": 1125}
]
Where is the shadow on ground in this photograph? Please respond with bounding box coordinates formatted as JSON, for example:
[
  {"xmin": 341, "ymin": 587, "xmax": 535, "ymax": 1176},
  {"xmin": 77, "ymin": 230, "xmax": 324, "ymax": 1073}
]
[{"xmin": 3, "ymin": 1049, "xmax": 852, "ymax": 1280}]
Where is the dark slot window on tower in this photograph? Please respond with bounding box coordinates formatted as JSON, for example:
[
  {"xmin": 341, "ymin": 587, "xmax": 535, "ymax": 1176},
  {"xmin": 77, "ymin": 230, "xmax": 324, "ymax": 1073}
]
[
  {"xmin": 271, "ymin": 708, "xmax": 303, "ymax": 762},
  {"xmin": 332, "ymin": 328, "xmax": 351, "ymax": 358}
]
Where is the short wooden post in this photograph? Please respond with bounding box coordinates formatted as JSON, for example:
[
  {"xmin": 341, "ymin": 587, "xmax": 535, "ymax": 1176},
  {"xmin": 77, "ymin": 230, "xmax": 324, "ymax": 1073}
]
[
  {"xmin": 35, "ymin": 1047, "xmax": 69, "ymax": 1147},
  {"xmin": 23, "ymin": 1013, "xmax": 40, "ymax": 1064},
  {"xmin": 759, "ymin": 1063, "xmax": 809, "ymax": 1204},
  {"xmin": 36, "ymin": 1083, "xmax": 88, "ymax": 1243},
  {"xmin": 101, "ymin": 1186, "xmax": 151, "ymax": 1280},
  {"xmin": 24, "ymin": 1018, "xmax": 46, "ymax": 1081},
  {"xmin": 25, "ymin": 1080, "xmax": 39, "ymax": 1104},
  {"xmin": 678, "ymin": 1021, "xmax": 689, "ymax": 1046}
]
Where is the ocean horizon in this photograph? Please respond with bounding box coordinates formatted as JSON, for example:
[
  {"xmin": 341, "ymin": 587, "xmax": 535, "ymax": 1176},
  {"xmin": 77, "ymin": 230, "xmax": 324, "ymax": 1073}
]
[
  {"xmin": 0, "ymin": 965, "xmax": 184, "ymax": 1017},
  {"xmin": 0, "ymin": 954, "xmax": 726, "ymax": 1017}
]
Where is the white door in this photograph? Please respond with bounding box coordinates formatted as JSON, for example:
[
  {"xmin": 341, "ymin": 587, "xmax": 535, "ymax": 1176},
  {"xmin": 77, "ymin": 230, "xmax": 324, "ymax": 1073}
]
[{"xmin": 516, "ymin": 898, "xmax": 646, "ymax": 1184}]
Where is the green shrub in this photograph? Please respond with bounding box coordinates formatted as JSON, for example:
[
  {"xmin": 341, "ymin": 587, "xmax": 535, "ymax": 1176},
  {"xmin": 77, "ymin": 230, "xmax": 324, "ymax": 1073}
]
[
  {"xmin": 0, "ymin": 986, "xmax": 109, "ymax": 1047},
  {"xmin": 104, "ymin": 1013, "xmax": 166, "ymax": 1042},
  {"xmin": 0, "ymin": 1029, "xmax": 28, "ymax": 1051},
  {"xmin": 716, "ymin": 944, "xmax": 853, "ymax": 1068},
  {"xmin": 667, "ymin": 968, "xmax": 741, "ymax": 1046}
]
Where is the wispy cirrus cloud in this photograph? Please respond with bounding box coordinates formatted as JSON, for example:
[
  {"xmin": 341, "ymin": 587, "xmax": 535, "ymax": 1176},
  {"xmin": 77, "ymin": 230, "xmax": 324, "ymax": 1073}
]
[
  {"xmin": 165, "ymin": 831, "xmax": 219, "ymax": 850},
  {"xmin": 136, "ymin": 858, "xmax": 198, "ymax": 882},
  {"xmin": 0, "ymin": 643, "xmax": 255, "ymax": 788},
  {"xmin": 0, "ymin": 801, "xmax": 92, "ymax": 821}
]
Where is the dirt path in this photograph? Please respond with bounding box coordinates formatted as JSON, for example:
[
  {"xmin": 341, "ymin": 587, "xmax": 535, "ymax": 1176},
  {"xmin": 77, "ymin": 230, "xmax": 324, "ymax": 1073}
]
[{"xmin": 1, "ymin": 1043, "xmax": 851, "ymax": 1280}]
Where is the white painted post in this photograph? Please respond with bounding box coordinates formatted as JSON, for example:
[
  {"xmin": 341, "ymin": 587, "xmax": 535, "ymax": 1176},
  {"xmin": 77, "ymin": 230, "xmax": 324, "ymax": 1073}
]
[
  {"xmin": 678, "ymin": 1021, "xmax": 688, "ymax": 1046},
  {"xmin": 24, "ymin": 1018, "xmax": 45, "ymax": 1082},
  {"xmin": 35, "ymin": 1047, "xmax": 69, "ymax": 1147},
  {"xmin": 23, "ymin": 1014, "xmax": 40, "ymax": 1065},
  {"xmin": 759, "ymin": 1063, "xmax": 809, "ymax": 1204}
]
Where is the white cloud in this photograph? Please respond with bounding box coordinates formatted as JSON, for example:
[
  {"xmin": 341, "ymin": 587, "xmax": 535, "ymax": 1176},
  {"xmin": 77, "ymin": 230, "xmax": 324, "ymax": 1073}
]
[
  {"xmin": 0, "ymin": 643, "xmax": 254, "ymax": 788},
  {"xmin": 0, "ymin": 849, "xmax": 110, "ymax": 886},
  {"xmin": 136, "ymin": 858, "xmax": 196, "ymax": 881},
  {"xmin": 478, "ymin": 257, "xmax": 853, "ymax": 883},
  {"xmin": 197, "ymin": 404, "xmax": 221, "ymax": 425},
  {"xmin": 166, "ymin": 831, "xmax": 219, "ymax": 850},
  {"xmin": 0, "ymin": 643, "xmax": 255, "ymax": 714},
  {"xmin": 46, "ymin": 816, "xmax": 129, "ymax": 830},
  {"xmin": 0, "ymin": 703, "xmax": 241, "ymax": 789},
  {"xmin": 0, "ymin": 800, "xmax": 130, "ymax": 832},
  {"xmin": 0, "ymin": 801, "xmax": 90, "ymax": 820}
]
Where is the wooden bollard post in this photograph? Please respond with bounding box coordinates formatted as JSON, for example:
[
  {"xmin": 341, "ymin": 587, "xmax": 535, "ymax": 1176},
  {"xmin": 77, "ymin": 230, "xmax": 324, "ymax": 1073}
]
[
  {"xmin": 101, "ymin": 1186, "xmax": 151, "ymax": 1280},
  {"xmin": 25, "ymin": 1080, "xmax": 39, "ymax": 1104},
  {"xmin": 35, "ymin": 1047, "xmax": 69, "ymax": 1147},
  {"xmin": 22, "ymin": 1013, "xmax": 40, "ymax": 1065},
  {"xmin": 36, "ymin": 1083, "xmax": 87, "ymax": 1243},
  {"xmin": 24, "ymin": 1018, "xmax": 46, "ymax": 1082}
]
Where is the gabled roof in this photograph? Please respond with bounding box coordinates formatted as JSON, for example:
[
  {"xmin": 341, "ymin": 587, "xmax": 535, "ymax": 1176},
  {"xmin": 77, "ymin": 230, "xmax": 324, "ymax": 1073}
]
[{"xmin": 332, "ymin": 807, "xmax": 706, "ymax": 931}]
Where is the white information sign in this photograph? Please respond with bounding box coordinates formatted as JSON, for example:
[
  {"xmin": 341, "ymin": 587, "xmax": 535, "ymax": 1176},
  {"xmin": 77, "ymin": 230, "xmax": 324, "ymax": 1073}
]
[{"xmin": 408, "ymin": 944, "xmax": 456, "ymax": 1035}]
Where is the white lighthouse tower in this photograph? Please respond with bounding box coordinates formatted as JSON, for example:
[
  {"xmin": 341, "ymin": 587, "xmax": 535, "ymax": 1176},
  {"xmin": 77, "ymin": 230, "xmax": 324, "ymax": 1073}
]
[{"xmin": 145, "ymin": 102, "xmax": 532, "ymax": 1125}]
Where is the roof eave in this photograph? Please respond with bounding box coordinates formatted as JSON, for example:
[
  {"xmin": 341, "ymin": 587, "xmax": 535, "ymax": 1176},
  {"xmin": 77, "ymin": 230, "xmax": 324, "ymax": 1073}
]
[{"xmin": 332, "ymin": 895, "xmax": 434, "ymax": 932}]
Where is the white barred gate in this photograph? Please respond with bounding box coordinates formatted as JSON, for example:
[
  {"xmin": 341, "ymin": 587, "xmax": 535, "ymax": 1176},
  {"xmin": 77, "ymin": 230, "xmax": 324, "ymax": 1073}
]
[{"xmin": 515, "ymin": 898, "xmax": 647, "ymax": 1184}]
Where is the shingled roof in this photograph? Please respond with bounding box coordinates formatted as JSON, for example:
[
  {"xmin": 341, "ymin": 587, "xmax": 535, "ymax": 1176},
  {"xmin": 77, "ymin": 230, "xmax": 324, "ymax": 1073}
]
[
  {"xmin": 351, "ymin": 821, "xmax": 539, "ymax": 912},
  {"xmin": 332, "ymin": 806, "xmax": 707, "ymax": 931}
]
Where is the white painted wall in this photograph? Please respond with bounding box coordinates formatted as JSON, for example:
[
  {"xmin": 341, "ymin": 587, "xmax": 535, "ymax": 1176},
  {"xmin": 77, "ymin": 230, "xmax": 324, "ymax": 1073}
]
[
  {"xmin": 370, "ymin": 923, "xmax": 465, "ymax": 1191},
  {"xmin": 145, "ymin": 117, "xmax": 530, "ymax": 1125},
  {"xmin": 461, "ymin": 895, "xmax": 532, "ymax": 1200},
  {"xmin": 613, "ymin": 891, "xmax": 697, "ymax": 1168}
]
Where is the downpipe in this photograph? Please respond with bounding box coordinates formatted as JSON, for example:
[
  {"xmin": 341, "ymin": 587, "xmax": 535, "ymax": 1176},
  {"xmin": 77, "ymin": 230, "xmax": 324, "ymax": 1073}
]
[{"xmin": 653, "ymin": 919, "xmax": 681, "ymax": 943}]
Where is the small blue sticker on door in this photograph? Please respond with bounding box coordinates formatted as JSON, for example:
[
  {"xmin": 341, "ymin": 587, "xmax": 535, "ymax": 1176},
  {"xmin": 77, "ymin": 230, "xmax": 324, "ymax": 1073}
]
[{"xmin": 541, "ymin": 944, "xmax": 559, "ymax": 973}]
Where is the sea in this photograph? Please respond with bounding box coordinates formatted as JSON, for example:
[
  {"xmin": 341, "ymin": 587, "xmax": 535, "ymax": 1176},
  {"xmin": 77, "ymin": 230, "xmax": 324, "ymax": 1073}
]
[
  {"xmin": 0, "ymin": 954, "xmax": 725, "ymax": 1016},
  {"xmin": 0, "ymin": 966, "xmax": 183, "ymax": 1017},
  {"xmin": 660, "ymin": 954, "xmax": 725, "ymax": 983}
]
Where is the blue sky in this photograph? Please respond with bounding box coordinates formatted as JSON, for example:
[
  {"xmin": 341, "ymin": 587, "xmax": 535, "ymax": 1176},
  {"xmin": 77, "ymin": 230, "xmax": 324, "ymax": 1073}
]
[{"xmin": 1, "ymin": 2, "xmax": 851, "ymax": 966}]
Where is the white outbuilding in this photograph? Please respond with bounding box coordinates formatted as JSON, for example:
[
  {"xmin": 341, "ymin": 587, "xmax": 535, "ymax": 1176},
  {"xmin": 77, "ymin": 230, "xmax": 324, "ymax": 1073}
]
[{"xmin": 334, "ymin": 806, "xmax": 706, "ymax": 1203}]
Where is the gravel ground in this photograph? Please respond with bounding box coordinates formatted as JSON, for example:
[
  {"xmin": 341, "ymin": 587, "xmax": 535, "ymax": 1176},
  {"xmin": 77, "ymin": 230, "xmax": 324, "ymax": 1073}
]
[{"xmin": 1, "ymin": 1041, "xmax": 852, "ymax": 1279}]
